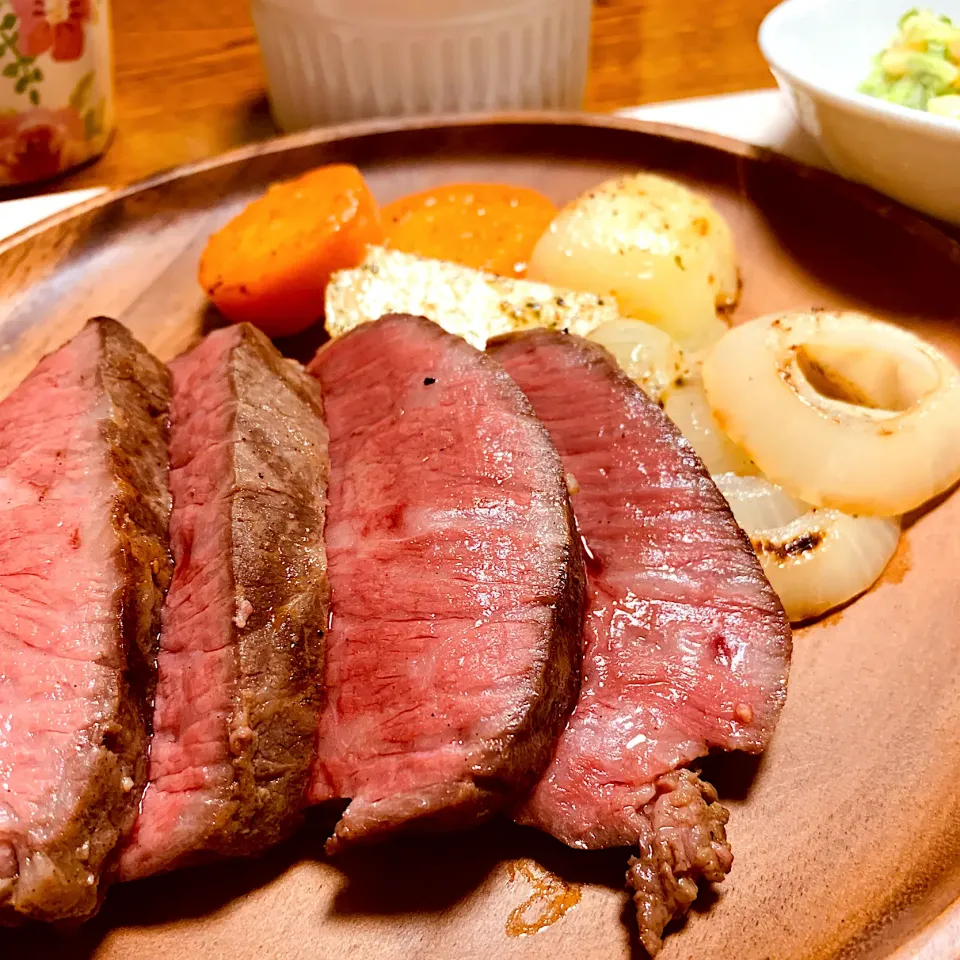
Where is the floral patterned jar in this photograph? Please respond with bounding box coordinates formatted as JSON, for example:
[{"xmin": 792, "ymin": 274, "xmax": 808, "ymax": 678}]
[{"xmin": 0, "ymin": 0, "xmax": 113, "ymax": 187}]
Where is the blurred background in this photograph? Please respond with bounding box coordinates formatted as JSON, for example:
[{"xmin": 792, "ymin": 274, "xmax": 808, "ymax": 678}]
[
  {"xmin": 4, "ymin": 0, "xmax": 959, "ymax": 228},
  {"xmin": 86, "ymin": 0, "xmax": 781, "ymax": 187}
]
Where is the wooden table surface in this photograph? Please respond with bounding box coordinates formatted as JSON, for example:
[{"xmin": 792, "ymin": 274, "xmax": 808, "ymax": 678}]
[{"xmin": 14, "ymin": 0, "xmax": 782, "ymax": 193}]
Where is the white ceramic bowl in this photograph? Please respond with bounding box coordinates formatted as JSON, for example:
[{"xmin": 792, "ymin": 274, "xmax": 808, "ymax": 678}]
[
  {"xmin": 250, "ymin": 0, "xmax": 592, "ymax": 132},
  {"xmin": 760, "ymin": 0, "xmax": 960, "ymax": 225}
]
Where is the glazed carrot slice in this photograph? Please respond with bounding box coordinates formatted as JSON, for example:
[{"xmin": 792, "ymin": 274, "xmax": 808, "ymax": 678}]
[
  {"xmin": 199, "ymin": 164, "xmax": 384, "ymax": 337},
  {"xmin": 382, "ymin": 183, "xmax": 557, "ymax": 278}
]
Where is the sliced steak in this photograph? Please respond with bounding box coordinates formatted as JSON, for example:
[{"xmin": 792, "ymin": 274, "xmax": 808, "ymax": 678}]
[
  {"xmin": 489, "ymin": 330, "xmax": 792, "ymax": 955},
  {"xmin": 306, "ymin": 314, "xmax": 584, "ymax": 851},
  {"xmin": 0, "ymin": 318, "xmax": 171, "ymax": 923},
  {"xmin": 120, "ymin": 324, "xmax": 329, "ymax": 880}
]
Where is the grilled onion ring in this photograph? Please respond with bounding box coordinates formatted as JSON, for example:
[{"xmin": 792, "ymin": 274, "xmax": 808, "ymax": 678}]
[
  {"xmin": 702, "ymin": 311, "xmax": 960, "ymax": 516},
  {"xmin": 714, "ymin": 473, "xmax": 901, "ymax": 622}
]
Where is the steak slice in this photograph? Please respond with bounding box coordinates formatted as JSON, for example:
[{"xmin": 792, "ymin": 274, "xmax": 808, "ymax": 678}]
[
  {"xmin": 489, "ymin": 330, "xmax": 792, "ymax": 955},
  {"xmin": 0, "ymin": 318, "xmax": 171, "ymax": 923},
  {"xmin": 306, "ymin": 314, "xmax": 584, "ymax": 851},
  {"xmin": 119, "ymin": 323, "xmax": 329, "ymax": 880}
]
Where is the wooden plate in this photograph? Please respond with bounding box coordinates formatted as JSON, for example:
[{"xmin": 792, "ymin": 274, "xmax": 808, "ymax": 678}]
[{"xmin": 2, "ymin": 114, "xmax": 960, "ymax": 960}]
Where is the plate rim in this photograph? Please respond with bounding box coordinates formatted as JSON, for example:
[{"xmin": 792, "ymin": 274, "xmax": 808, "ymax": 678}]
[{"xmin": 2, "ymin": 110, "xmax": 959, "ymax": 268}]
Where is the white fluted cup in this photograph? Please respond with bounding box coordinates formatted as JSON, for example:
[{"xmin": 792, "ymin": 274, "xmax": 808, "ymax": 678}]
[{"xmin": 249, "ymin": 0, "xmax": 593, "ymax": 131}]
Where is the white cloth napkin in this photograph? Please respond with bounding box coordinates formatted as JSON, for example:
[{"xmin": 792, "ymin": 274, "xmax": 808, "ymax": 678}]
[
  {"xmin": 0, "ymin": 187, "xmax": 107, "ymax": 243},
  {"xmin": 0, "ymin": 90, "xmax": 818, "ymax": 245},
  {"xmin": 616, "ymin": 89, "xmax": 828, "ymax": 169}
]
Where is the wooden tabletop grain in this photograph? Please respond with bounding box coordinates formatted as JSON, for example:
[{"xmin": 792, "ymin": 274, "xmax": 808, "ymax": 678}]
[{"xmin": 8, "ymin": 0, "xmax": 782, "ymax": 193}]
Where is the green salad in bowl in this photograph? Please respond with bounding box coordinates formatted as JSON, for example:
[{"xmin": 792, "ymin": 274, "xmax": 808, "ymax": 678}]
[{"xmin": 860, "ymin": 8, "xmax": 960, "ymax": 118}]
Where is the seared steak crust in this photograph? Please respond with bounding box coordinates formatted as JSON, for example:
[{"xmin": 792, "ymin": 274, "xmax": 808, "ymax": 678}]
[
  {"xmin": 120, "ymin": 324, "xmax": 329, "ymax": 879},
  {"xmin": 0, "ymin": 318, "xmax": 172, "ymax": 923}
]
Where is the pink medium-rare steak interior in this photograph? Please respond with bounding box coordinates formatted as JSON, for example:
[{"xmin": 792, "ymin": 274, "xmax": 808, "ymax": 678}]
[
  {"xmin": 0, "ymin": 319, "xmax": 171, "ymax": 923},
  {"xmin": 307, "ymin": 314, "xmax": 584, "ymax": 850},
  {"xmin": 120, "ymin": 324, "xmax": 329, "ymax": 880},
  {"xmin": 489, "ymin": 330, "xmax": 792, "ymax": 955}
]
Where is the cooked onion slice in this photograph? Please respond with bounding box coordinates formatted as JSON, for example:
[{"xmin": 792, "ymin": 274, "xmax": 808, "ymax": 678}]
[
  {"xmin": 586, "ymin": 318, "xmax": 685, "ymax": 401},
  {"xmin": 702, "ymin": 310, "xmax": 960, "ymax": 516},
  {"xmin": 662, "ymin": 373, "xmax": 757, "ymax": 475},
  {"xmin": 714, "ymin": 472, "xmax": 806, "ymax": 531},
  {"xmin": 714, "ymin": 473, "xmax": 901, "ymax": 623}
]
